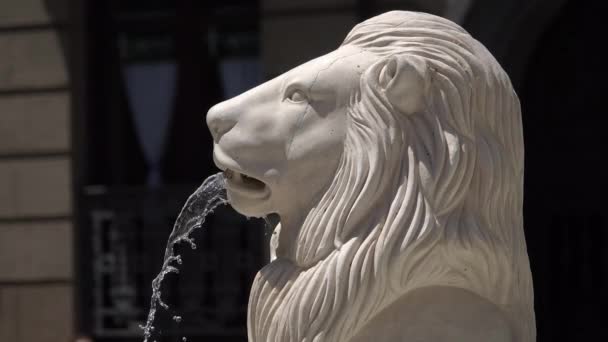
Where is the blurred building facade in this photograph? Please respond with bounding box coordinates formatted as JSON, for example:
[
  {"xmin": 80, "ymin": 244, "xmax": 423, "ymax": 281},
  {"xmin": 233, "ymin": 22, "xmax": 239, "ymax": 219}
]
[
  {"xmin": 0, "ymin": 0, "xmax": 604, "ymax": 341},
  {"xmin": 0, "ymin": 1, "xmax": 74, "ymax": 342}
]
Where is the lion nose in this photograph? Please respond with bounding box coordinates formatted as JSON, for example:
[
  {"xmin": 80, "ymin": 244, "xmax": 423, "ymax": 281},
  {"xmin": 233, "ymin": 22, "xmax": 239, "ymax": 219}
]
[{"xmin": 206, "ymin": 102, "xmax": 237, "ymax": 142}]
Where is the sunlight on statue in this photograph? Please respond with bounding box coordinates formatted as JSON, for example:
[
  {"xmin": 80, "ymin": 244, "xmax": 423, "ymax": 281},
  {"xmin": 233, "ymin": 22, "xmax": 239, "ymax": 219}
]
[{"xmin": 207, "ymin": 11, "xmax": 534, "ymax": 342}]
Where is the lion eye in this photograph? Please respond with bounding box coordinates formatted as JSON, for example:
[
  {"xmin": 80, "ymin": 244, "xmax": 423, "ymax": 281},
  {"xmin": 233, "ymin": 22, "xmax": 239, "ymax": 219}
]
[{"xmin": 287, "ymin": 90, "xmax": 308, "ymax": 103}]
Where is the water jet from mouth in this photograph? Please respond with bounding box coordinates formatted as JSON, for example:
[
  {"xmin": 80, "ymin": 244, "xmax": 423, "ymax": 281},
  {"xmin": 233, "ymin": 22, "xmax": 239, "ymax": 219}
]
[{"xmin": 140, "ymin": 172, "xmax": 228, "ymax": 342}]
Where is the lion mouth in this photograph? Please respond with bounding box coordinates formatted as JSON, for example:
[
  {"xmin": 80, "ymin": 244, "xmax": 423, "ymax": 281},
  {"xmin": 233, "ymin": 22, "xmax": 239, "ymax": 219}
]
[{"xmin": 224, "ymin": 169, "xmax": 269, "ymax": 199}]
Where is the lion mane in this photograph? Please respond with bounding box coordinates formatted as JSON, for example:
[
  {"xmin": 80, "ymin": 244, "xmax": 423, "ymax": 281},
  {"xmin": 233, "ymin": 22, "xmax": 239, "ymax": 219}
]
[{"xmin": 248, "ymin": 11, "xmax": 534, "ymax": 342}]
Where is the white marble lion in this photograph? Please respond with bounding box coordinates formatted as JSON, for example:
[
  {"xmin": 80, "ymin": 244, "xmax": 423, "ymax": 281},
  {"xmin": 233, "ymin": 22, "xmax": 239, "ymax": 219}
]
[{"xmin": 207, "ymin": 11, "xmax": 535, "ymax": 342}]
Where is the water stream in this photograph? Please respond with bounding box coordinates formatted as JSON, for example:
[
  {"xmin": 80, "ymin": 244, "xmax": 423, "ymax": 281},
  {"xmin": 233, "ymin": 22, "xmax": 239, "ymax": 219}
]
[{"xmin": 141, "ymin": 172, "xmax": 228, "ymax": 342}]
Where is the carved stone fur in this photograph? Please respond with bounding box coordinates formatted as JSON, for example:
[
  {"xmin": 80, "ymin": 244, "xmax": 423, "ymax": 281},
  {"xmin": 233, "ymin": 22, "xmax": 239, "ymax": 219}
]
[{"xmin": 208, "ymin": 11, "xmax": 535, "ymax": 342}]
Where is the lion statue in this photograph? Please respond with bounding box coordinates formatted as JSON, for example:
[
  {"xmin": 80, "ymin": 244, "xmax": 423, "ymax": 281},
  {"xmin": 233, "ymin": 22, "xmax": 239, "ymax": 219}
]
[{"xmin": 207, "ymin": 11, "xmax": 535, "ymax": 342}]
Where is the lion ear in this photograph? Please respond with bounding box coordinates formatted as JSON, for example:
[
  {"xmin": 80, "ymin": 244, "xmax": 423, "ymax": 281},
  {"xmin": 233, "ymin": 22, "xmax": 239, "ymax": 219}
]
[{"xmin": 378, "ymin": 55, "xmax": 430, "ymax": 115}]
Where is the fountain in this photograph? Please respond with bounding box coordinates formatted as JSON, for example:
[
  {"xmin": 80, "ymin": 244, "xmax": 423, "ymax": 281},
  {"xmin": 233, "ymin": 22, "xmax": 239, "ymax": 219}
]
[
  {"xmin": 144, "ymin": 10, "xmax": 535, "ymax": 342},
  {"xmin": 140, "ymin": 172, "xmax": 227, "ymax": 342}
]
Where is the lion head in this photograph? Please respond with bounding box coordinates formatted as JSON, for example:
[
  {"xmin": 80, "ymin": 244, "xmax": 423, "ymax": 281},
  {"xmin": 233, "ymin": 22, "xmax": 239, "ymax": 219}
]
[{"xmin": 207, "ymin": 11, "xmax": 534, "ymax": 342}]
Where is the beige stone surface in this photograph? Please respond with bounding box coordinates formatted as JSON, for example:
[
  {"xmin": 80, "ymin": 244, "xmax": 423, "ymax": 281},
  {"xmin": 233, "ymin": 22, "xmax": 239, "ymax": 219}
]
[
  {"xmin": 0, "ymin": 0, "xmax": 68, "ymax": 27},
  {"xmin": 0, "ymin": 93, "xmax": 70, "ymax": 154},
  {"xmin": 17, "ymin": 284, "xmax": 74, "ymax": 342},
  {"xmin": 262, "ymin": 14, "xmax": 356, "ymax": 77},
  {"xmin": 0, "ymin": 287, "xmax": 18, "ymax": 342},
  {"xmin": 0, "ymin": 220, "xmax": 72, "ymax": 281},
  {"xmin": 0, "ymin": 30, "xmax": 68, "ymax": 90},
  {"xmin": 263, "ymin": 0, "xmax": 355, "ymax": 12},
  {"xmin": 0, "ymin": 164, "xmax": 17, "ymax": 216},
  {"xmin": 0, "ymin": 157, "xmax": 72, "ymax": 218}
]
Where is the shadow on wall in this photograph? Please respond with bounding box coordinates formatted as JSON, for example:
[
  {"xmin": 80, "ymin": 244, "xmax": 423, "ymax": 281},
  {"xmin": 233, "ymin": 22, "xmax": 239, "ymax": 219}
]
[{"xmin": 519, "ymin": 1, "xmax": 606, "ymax": 341}]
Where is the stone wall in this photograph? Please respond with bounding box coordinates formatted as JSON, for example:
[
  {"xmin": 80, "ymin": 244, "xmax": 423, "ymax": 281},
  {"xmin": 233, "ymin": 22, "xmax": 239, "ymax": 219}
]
[{"xmin": 0, "ymin": 1, "xmax": 74, "ymax": 341}]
